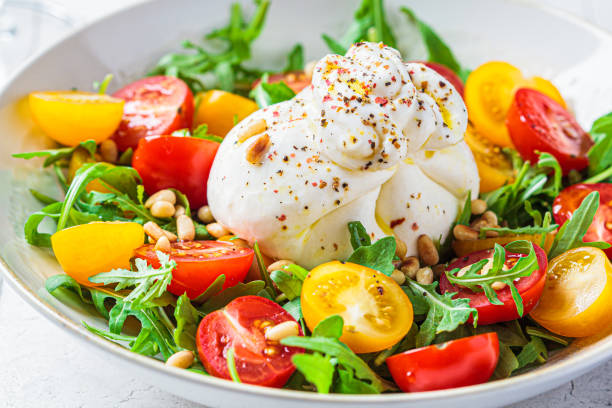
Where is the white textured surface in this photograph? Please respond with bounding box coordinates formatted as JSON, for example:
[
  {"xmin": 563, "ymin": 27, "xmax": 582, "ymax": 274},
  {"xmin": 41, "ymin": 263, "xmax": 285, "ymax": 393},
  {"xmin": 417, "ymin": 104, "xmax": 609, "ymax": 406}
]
[{"xmin": 1, "ymin": 1, "xmax": 612, "ymax": 407}]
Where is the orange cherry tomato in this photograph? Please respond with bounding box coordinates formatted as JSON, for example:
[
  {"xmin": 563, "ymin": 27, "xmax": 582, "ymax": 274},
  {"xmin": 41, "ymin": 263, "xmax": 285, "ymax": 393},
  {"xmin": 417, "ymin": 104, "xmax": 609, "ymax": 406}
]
[
  {"xmin": 531, "ymin": 247, "xmax": 612, "ymax": 337},
  {"xmin": 301, "ymin": 261, "xmax": 413, "ymax": 353},
  {"xmin": 51, "ymin": 222, "xmax": 144, "ymax": 286},
  {"xmin": 193, "ymin": 90, "xmax": 258, "ymax": 137}
]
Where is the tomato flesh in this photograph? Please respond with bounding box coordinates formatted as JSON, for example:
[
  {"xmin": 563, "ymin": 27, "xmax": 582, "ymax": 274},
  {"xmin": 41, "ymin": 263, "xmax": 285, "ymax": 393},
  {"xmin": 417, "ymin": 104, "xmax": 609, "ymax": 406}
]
[
  {"xmin": 507, "ymin": 88, "xmax": 592, "ymax": 174},
  {"xmin": 440, "ymin": 244, "xmax": 548, "ymax": 325},
  {"xmin": 112, "ymin": 76, "xmax": 194, "ymax": 151},
  {"xmin": 252, "ymin": 71, "xmax": 311, "ymax": 94},
  {"xmin": 132, "ymin": 135, "xmax": 219, "ymax": 208},
  {"xmin": 553, "ymin": 183, "xmax": 612, "ymax": 259},
  {"xmin": 134, "ymin": 241, "xmax": 253, "ymax": 299},
  {"xmin": 197, "ymin": 296, "xmax": 303, "ymax": 387},
  {"xmin": 387, "ymin": 333, "xmax": 499, "ymax": 392}
]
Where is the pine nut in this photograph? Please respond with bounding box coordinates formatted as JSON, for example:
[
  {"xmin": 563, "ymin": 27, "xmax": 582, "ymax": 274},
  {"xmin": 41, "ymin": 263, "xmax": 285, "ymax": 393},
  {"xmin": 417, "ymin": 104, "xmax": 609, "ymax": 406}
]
[
  {"xmin": 416, "ymin": 267, "xmax": 434, "ymax": 285},
  {"xmin": 470, "ymin": 218, "xmax": 489, "ymax": 231},
  {"xmin": 265, "ymin": 321, "xmax": 299, "ymax": 341},
  {"xmin": 491, "ymin": 281, "xmax": 507, "ymax": 290},
  {"xmin": 482, "ymin": 211, "xmax": 498, "ymax": 226},
  {"xmin": 145, "ymin": 189, "xmax": 176, "ymax": 208},
  {"xmin": 417, "ymin": 234, "xmax": 439, "ymax": 266},
  {"xmin": 174, "ymin": 205, "xmax": 186, "ymax": 218},
  {"xmin": 395, "ymin": 238, "xmax": 407, "ymax": 260},
  {"xmin": 400, "ymin": 256, "xmax": 420, "ymax": 279},
  {"xmin": 246, "ymin": 133, "xmax": 271, "ymax": 164},
  {"xmin": 154, "ymin": 235, "xmax": 171, "ymax": 253},
  {"xmin": 99, "ymin": 139, "xmax": 118, "ymax": 163},
  {"xmin": 150, "ymin": 201, "xmax": 176, "ymax": 218},
  {"xmin": 197, "ymin": 205, "xmax": 214, "ymax": 224},
  {"xmin": 230, "ymin": 238, "xmax": 250, "ymax": 248},
  {"xmin": 165, "ymin": 350, "xmax": 194, "ymax": 369},
  {"xmin": 485, "ymin": 229, "xmax": 500, "ymax": 238},
  {"xmin": 267, "ymin": 260, "xmax": 293, "ymax": 273},
  {"xmin": 471, "ymin": 199, "xmax": 487, "ymax": 215},
  {"xmin": 206, "ymin": 222, "xmax": 230, "ymax": 238},
  {"xmin": 238, "ymin": 118, "xmax": 267, "ymax": 143},
  {"xmin": 453, "ymin": 224, "xmax": 478, "ymax": 241},
  {"xmin": 177, "ymin": 215, "xmax": 196, "ymax": 241},
  {"xmin": 143, "ymin": 221, "xmax": 177, "ymax": 242},
  {"xmin": 391, "ymin": 269, "xmax": 406, "ymax": 285}
]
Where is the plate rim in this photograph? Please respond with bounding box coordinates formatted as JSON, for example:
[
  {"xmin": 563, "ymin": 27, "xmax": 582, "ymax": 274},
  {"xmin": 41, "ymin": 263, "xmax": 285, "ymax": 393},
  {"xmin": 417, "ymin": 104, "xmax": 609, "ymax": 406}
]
[{"xmin": 2, "ymin": 0, "xmax": 612, "ymax": 403}]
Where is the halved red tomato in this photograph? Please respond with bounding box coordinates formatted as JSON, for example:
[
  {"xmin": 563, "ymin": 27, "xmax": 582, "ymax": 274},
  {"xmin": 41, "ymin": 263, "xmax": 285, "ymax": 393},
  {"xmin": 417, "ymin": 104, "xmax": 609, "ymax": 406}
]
[
  {"xmin": 252, "ymin": 71, "xmax": 311, "ymax": 94},
  {"xmin": 507, "ymin": 88, "xmax": 593, "ymax": 174},
  {"xmin": 111, "ymin": 76, "xmax": 194, "ymax": 151},
  {"xmin": 134, "ymin": 241, "xmax": 253, "ymax": 299},
  {"xmin": 553, "ymin": 183, "xmax": 612, "ymax": 259},
  {"xmin": 132, "ymin": 135, "xmax": 219, "ymax": 208},
  {"xmin": 440, "ymin": 243, "xmax": 548, "ymax": 325},
  {"xmin": 197, "ymin": 296, "xmax": 303, "ymax": 387},
  {"xmin": 418, "ymin": 61, "xmax": 464, "ymax": 98},
  {"xmin": 387, "ymin": 333, "xmax": 499, "ymax": 392}
]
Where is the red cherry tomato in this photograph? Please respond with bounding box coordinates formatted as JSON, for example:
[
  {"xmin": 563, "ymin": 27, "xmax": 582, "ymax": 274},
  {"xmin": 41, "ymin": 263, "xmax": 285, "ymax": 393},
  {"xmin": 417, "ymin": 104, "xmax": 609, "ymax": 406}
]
[
  {"xmin": 387, "ymin": 333, "xmax": 499, "ymax": 392},
  {"xmin": 134, "ymin": 241, "xmax": 253, "ymax": 299},
  {"xmin": 420, "ymin": 61, "xmax": 465, "ymax": 98},
  {"xmin": 132, "ymin": 135, "xmax": 219, "ymax": 208},
  {"xmin": 197, "ymin": 296, "xmax": 303, "ymax": 387},
  {"xmin": 553, "ymin": 183, "xmax": 612, "ymax": 259},
  {"xmin": 111, "ymin": 76, "xmax": 194, "ymax": 151},
  {"xmin": 506, "ymin": 88, "xmax": 593, "ymax": 174},
  {"xmin": 440, "ymin": 243, "xmax": 548, "ymax": 325},
  {"xmin": 252, "ymin": 71, "xmax": 310, "ymax": 94}
]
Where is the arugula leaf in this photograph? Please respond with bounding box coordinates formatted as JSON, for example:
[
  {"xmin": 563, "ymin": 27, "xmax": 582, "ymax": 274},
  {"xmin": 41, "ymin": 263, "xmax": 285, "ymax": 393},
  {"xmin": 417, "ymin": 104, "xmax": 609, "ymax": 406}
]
[
  {"xmin": 400, "ymin": 7, "xmax": 467, "ymax": 79},
  {"xmin": 172, "ymin": 125, "xmax": 223, "ymax": 144},
  {"xmin": 173, "ymin": 294, "xmax": 202, "ymax": 351},
  {"xmin": 226, "ymin": 347, "xmax": 242, "ymax": 383},
  {"xmin": 479, "ymin": 224, "xmax": 557, "ymax": 238},
  {"xmin": 447, "ymin": 242, "xmax": 539, "ymax": 316},
  {"xmin": 192, "ymin": 274, "xmax": 226, "ymax": 303},
  {"xmin": 348, "ymin": 221, "xmax": 371, "ymax": 249},
  {"xmin": 322, "ymin": 0, "xmax": 396, "ymax": 55},
  {"xmin": 93, "ymin": 74, "xmax": 113, "ymax": 94},
  {"xmin": 198, "ymin": 280, "xmax": 266, "ymax": 314},
  {"xmin": 270, "ymin": 270, "xmax": 302, "ymax": 300},
  {"xmin": 29, "ymin": 189, "xmax": 59, "ymax": 205},
  {"xmin": 284, "ymin": 44, "xmax": 304, "ymax": 72},
  {"xmin": 347, "ymin": 236, "xmax": 395, "ymax": 276},
  {"xmin": 46, "ymin": 274, "xmax": 92, "ymax": 305},
  {"xmin": 117, "ymin": 148, "xmax": 133, "ymax": 165},
  {"xmin": 548, "ymin": 191, "xmax": 611, "ymax": 258},
  {"xmin": 150, "ymin": 0, "xmax": 270, "ymax": 94},
  {"xmin": 587, "ymin": 112, "xmax": 612, "ymax": 180},
  {"xmin": 334, "ymin": 368, "xmax": 379, "ymax": 394},
  {"xmin": 525, "ymin": 326, "xmax": 570, "ymax": 346},
  {"xmin": 491, "ymin": 341, "xmax": 520, "ymax": 379},
  {"xmin": 404, "ymin": 280, "xmax": 477, "ymax": 347},
  {"xmin": 283, "ymin": 297, "xmax": 302, "ymax": 321},
  {"xmin": 516, "ymin": 336, "xmax": 547, "ymax": 368},
  {"xmin": 456, "ymin": 192, "xmax": 472, "ymax": 226},
  {"xmin": 253, "ymin": 242, "xmax": 277, "ymax": 294},
  {"xmin": 13, "ymin": 140, "xmax": 97, "ymax": 168},
  {"xmin": 89, "ymin": 251, "xmax": 177, "ymax": 308},
  {"xmin": 292, "ymin": 353, "xmax": 335, "ymax": 393},
  {"xmin": 312, "ymin": 314, "xmax": 343, "ymax": 339},
  {"xmin": 250, "ymin": 74, "xmax": 296, "ymax": 108}
]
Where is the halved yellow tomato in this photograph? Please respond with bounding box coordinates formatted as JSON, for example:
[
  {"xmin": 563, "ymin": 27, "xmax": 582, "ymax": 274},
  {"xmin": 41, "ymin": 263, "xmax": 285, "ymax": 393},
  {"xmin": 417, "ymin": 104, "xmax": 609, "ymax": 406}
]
[
  {"xmin": 453, "ymin": 233, "xmax": 555, "ymax": 257},
  {"xmin": 530, "ymin": 247, "xmax": 612, "ymax": 337},
  {"xmin": 464, "ymin": 123, "xmax": 514, "ymax": 193},
  {"xmin": 51, "ymin": 222, "xmax": 144, "ymax": 286},
  {"xmin": 464, "ymin": 62, "xmax": 566, "ymax": 148},
  {"xmin": 301, "ymin": 261, "xmax": 413, "ymax": 353},
  {"xmin": 194, "ymin": 90, "xmax": 258, "ymax": 137},
  {"xmin": 29, "ymin": 91, "xmax": 124, "ymax": 146}
]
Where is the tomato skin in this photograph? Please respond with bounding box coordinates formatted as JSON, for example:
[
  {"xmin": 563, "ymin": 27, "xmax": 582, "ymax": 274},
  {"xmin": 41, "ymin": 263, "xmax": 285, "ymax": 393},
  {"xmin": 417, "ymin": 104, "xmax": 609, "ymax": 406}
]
[
  {"xmin": 507, "ymin": 88, "xmax": 593, "ymax": 174},
  {"xmin": 132, "ymin": 135, "xmax": 219, "ymax": 208},
  {"xmin": 419, "ymin": 62, "xmax": 464, "ymax": 98},
  {"xmin": 440, "ymin": 244, "xmax": 548, "ymax": 325},
  {"xmin": 111, "ymin": 76, "xmax": 194, "ymax": 151},
  {"xmin": 197, "ymin": 296, "xmax": 303, "ymax": 387},
  {"xmin": 252, "ymin": 71, "xmax": 311, "ymax": 94},
  {"xmin": 134, "ymin": 241, "xmax": 253, "ymax": 299},
  {"xmin": 553, "ymin": 184, "xmax": 612, "ymax": 259},
  {"xmin": 387, "ymin": 333, "xmax": 499, "ymax": 392}
]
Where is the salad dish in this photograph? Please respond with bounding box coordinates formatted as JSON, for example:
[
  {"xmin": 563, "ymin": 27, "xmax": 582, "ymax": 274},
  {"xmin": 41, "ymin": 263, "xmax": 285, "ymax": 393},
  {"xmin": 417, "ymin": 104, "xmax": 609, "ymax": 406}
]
[{"xmin": 2, "ymin": 0, "xmax": 612, "ymax": 406}]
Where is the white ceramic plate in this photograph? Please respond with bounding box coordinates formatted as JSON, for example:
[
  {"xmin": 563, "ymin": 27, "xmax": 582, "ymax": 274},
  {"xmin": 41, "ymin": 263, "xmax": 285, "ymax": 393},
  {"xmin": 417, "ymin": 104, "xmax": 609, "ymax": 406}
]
[{"xmin": 2, "ymin": 1, "xmax": 612, "ymax": 406}]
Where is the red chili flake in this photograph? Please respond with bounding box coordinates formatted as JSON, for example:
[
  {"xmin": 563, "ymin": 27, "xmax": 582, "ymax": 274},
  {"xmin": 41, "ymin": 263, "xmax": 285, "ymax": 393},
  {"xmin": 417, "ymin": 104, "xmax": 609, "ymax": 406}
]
[
  {"xmin": 323, "ymin": 95, "xmax": 332, "ymax": 102},
  {"xmin": 411, "ymin": 222, "xmax": 419, "ymax": 231},
  {"xmin": 312, "ymin": 182, "xmax": 318, "ymax": 187},
  {"xmin": 273, "ymin": 190, "xmax": 279, "ymax": 193},
  {"xmin": 390, "ymin": 218, "xmax": 406, "ymax": 228},
  {"xmin": 273, "ymin": 111, "xmax": 280, "ymax": 118},
  {"xmin": 375, "ymin": 97, "xmax": 388, "ymax": 106},
  {"xmin": 290, "ymin": 153, "xmax": 296, "ymax": 158},
  {"xmin": 391, "ymin": 75, "xmax": 396, "ymax": 82},
  {"xmin": 278, "ymin": 214, "xmax": 287, "ymax": 221}
]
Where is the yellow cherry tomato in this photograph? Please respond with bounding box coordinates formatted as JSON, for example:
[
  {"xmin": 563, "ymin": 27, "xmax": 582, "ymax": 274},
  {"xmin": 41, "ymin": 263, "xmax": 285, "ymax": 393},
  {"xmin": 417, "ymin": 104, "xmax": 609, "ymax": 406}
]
[
  {"xmin": 530, "ymin": 247, "xmax": 612, "ymax": 337},
  {"xmin": 67, "ymin": 148, "xmax": 112, "ymax": 194},
  {"xmin": 194, "ymin": 90, "xmax": 258, "ymax": 137},
  {"xmin": 51, "ymin": 222, "xmax": 144, "ymax": 286},
  {"xmin": 465, "ymin": 62, "xmax": 566, "ymax": 148},
  {"xmin": 301, "ymin": 261, "xmax": 413, "ymax": 353},
  {"xmin": 453, "ymin": 233, "xmax": 555, "ymax": 257},
  {"xmin": 464, "ymin": 123, "xmax": 514, "ymax": 193},
  {"xmin": 29, "ymin": 91, "xmax": 124, "ymax": 146}
]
